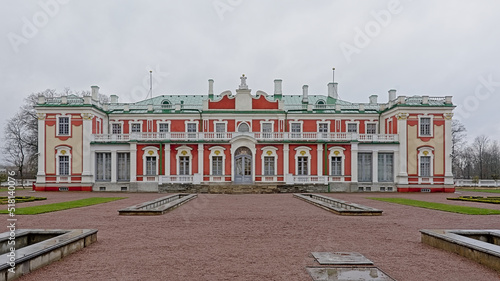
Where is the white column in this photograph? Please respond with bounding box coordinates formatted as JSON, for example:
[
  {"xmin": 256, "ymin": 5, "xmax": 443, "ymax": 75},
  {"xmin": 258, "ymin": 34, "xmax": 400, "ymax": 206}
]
[
  {"xmin": 351, "ymin": 143, "xmax": 358, "ymax": 182},
  {"xmin": 372, "ymin": 151, "xmax": 378, "ymax": 183},
  {"xmin": 284, "ymin": 144, "xmax": 290, "ymax": 183},
  {"xmin": 111, "ymin": 151, "xmax": 117, "ymax": 183},
  {"xmin": 196, "ymin": 143, "xmax": 203, "ymax": 184},
  {"xmin": 317, "ymin": 144, "xmax": 323, "ymax": 176},
  {"xmin": 36, "ymin": 114, "xmax": 46, "ymax": 183},
  {"xmin": 397, "ymin": 113, "xmax": 408, "ymax": 184},
  {"xmin": 444, "ymin": 113, "xmax": 454, "ymax": 184},
  {"xmin": 81, "ymin": 113, "xmax": 93, "ymax": 183},
  {"xmin": 164, "ymin": 144, "xmax": 170, "ymax": 176},
  {"xmin": 130, "ymin": 143, "xmax": 137, "ymax": 182}
]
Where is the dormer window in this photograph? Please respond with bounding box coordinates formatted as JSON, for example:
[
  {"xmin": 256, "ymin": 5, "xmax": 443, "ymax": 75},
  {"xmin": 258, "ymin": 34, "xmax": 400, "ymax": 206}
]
[{"xmin": 162, "ymin": 100, "xmax": 172, "ymax": 109}]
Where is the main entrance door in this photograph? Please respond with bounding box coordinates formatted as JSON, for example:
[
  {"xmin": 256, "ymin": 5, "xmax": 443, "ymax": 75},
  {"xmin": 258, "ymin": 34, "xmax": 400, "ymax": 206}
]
[{"xmin": 234, "ymin": 147, "xmax": 252, "ymax": 183}]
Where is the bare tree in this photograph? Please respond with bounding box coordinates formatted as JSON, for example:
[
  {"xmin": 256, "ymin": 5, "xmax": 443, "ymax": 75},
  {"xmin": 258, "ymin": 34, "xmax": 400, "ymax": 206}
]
[
  {"xmin": 2, "ymin": 112, "xmax": 33, "ymax": 183},
  {"xmin": 472, "ymin": 135, "xmax": 490, "ymax": 179},
  {"xmin": 451, "ymin": 120, "xmax": 467, "ymax": 178}
]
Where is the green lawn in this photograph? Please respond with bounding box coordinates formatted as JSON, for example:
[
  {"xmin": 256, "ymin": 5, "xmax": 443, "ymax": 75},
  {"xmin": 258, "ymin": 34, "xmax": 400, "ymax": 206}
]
[
  {"xmin": 0, "ymin": 197, "xmax": 126, "ymax": 215},
  {"xmin": 368, "ymin": 197, "xmax": 500, "ymax": 215},
  {"xmin": 456, "ymin": 188, "xmax": 500, "ymax": 194}
]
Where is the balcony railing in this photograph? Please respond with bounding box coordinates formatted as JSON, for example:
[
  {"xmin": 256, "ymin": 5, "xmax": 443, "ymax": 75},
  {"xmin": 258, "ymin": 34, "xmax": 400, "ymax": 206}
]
[
  {"xmin": 159, "ymin": 175, "xmax": 194, "ymax": 184},
  {"xmin": 91, "ymin": 132, "xmax": 398, "ymax": 143}
]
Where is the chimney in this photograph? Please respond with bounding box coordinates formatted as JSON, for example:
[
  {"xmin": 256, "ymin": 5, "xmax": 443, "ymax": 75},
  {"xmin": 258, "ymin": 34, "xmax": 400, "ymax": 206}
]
[
  {"xmin": 369, "ymin": 95, "xmax": 378, "ymax": 105},
  {"xmin": 208, "ymin": 79, "xmax": 214, "ymax": 100},
  {"xmin": 110, "ymin": 95, "xmax": 118, "ymax": 104},
  {"xmin": 302, "ymin": 85, "xmax": 309, "ymax": 103},
  {"xmin": 333, "ymin": 83, "xmax": 339, "ymax": 99},
  {"xmin": 91, "ymin": 86, "xmax": 99, "ymax": 101},
  {"xmin": 274, "ymin": 79, "xmax": 282, "ymax": 100},
  {"xmin": 327, "ymin": 83, "xmax": 334, "ymax": 98},
  {"xmin": 388, "ymin": 89, "xmax": 396, "ymax": 101},
  {"xmin": 38, "ymin": 94, "xmax": 46, "ymax": 104}
]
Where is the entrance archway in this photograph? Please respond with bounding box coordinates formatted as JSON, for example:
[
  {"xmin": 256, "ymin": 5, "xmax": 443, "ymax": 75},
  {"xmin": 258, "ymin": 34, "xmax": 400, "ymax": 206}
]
[{"xmin": 234, "ymin": 147, "xmax": 252, "ymax": 183}]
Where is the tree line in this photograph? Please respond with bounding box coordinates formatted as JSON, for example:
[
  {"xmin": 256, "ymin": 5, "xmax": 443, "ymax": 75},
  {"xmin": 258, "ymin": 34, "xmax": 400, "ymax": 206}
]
[{"xmin": 452, "ymin": 120, "xmax": 500, "ymax": 180}]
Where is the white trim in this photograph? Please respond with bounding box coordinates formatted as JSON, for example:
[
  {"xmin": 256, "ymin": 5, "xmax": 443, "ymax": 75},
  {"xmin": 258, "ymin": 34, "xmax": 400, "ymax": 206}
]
[
  {"xmin": 237, "ymin": 121, "xmax": 251, "ymax": 132},
  {"xmin": 328, "ymin": 146, "xmax": 346, "ymax": 176},
  {"xmin": 365, "ymin": 122, "xmax": 378, "ymax": 134},
  {"xmin": 346, "ymin": 121, "xmax": 359, "ymax": 133},
  {"xmin": 418, "ymin": 115, "xmax": 434, "ymax": 137},
  {"xmin": 261, "ymin": 146, "xmax": 278, "ymax": 176},
  {"xmin": 176, "ymin": 145, "xmax": 193, "ymax": 175},
  {"xmin": 55, "ymin": 146, "xmax": 72, "ymax": 182},
  {"xmin": 294, "ymin": 146, "xmax": 312, "ymax": 176},
  {"xmin": 142, "ymin": 146, "xmax": 159, "ymax": 176},
  {"xmin": 56, "ymin": 114, "xmax": 71, "ymax": 136},
  {"xmin": 157, "ymin": 121, "xmax": 171, "ymax": 133},
  {"xmin": 209, "ymin": 146, "xmax": 226, "ymax": 176},
  {"xmin": 418, "ymin": 147, "xmax": 434, "ymax": 177},
  {"xmin": 110, "ymin": 121, "xmax": 124, "ymax": 134},
  {"xmin": 129, "ymin": 122, "xmax": 142, "ymax": 133}
]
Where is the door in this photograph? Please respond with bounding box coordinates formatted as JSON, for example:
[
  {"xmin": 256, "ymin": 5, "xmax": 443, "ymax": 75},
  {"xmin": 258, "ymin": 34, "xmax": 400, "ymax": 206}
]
[{"xmin": 234, "ymin": 147, "xmax": 252, "ymax": 183}]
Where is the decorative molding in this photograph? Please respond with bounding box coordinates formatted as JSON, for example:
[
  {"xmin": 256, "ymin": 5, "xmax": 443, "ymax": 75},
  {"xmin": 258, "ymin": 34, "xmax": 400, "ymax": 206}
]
[
  {"xmin": 396, "ymin": 113, "xmax": 409, "ymax": 120},
  {"xmin": 37, "ymin": 113, "xmax": 46, "ymax": 120},
  {"xmin": 443, "ymin": 113, "xmax": 453, "ymax": 120}
]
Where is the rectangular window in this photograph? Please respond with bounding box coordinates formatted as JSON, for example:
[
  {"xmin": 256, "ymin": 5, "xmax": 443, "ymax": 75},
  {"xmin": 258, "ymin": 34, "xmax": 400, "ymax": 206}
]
[
  {"xmin": 291, "ymin": 123, "xmax": 301, "ymax": 138},
  {"xmin": 378, "ymin": 153, "xmax": 394, "ymax": 182},
  {"xmin": 331, "ymin": 157, "xmax": 342, "ymax": 176},
  {"xmin": 215, "ymin": 123, "xmax": 226, "ymax": 138},
  {"xmin": 179, "ymin": 156, "xmax": 190, "ymax": 175},
  {"xmin": 347, "ymin": 123, "xmax": 357, "ymax": 133},
  {"xmin": 187, "ymin": 123, "xmax": 197, "ymax": 138},
  {"xmin": 264, "ymin": 156, "xmax": 275, "ymax": 176},
  {"xmin": 58, "ymin": 117, "xmax": 70, "ymax": 136},
  {"xmin": 262, "ymin": 123, "xmax": 273, "ymax": 138},
  {"xmin": 212, "ymin": 156, "xmax": 223, "ymax": 175},
  {"xmin": 146, "ymin": 156, "xmax": 157, "ymax": 176},
  {"xmin": 112, "ymin": 123, "xmax": 122, "ymax": 134},
  {"xmin": 358, "ymin": 153, "xmax": 372, "ymax": 182},
  {"xmin": 319, "ymin": 123, "xmax": 328, "ymax": 138},
  {"xmin": 117, "ymin": 153, "xmax": 130, "ymax": 181},
  {"xmin": 131, "ymin": 123, "xmax": 141, "ymax": 133},
  {"xmin": 420, "ymin": 156, "xmax": 431, "ymax": 177},
  {"xmin": 420, "ymin": 118, "xmax": 431, "ymax": 136},
  {"xmin": 366, "ymin": 123, "xmax": 376, "ymax": 134},
  {"xmin": 297, "ymin": 156, "xmax": 308, "ymax": 175},
  {"xmin": 59, "ymin": 155, "xmax": 69, "ymax": 175},
  {"xmin": 159, "ymin": 123, "xmax": 169, "ymax": 133},
  {"xmin": 95, "ymin": 153, "xmax": 111, "ymax": 181}
]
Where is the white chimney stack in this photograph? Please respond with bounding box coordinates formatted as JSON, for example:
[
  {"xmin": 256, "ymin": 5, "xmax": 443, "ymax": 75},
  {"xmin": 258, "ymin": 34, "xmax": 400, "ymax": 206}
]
[
  {"xmin": 110, "ymin": 95, "xmax": 118, "ymax": 104},
  {"xmin": 388, "ymin": 89, "xmax": 397, "ymax": 101},
  {"xmin": 274, "ymin": 79, "xmax": 282, "ymax": 97},
  {"xmin": 302, "ymin": 85, "xmax": 309, "ymax": 103},
  {"xmin": 369, "ymin": 95, "xmax": 378, "ymax": 105},
  {"xmin": 327, "ymin": 83, "xmax": 334, "ymax": 98},
  {"xmin": 208, "ymin": 79, "xmax": 214, "ymax": 98},
  {"xmin": 91, "ymin": 86, "xmax": 99, "ymax": 101}
]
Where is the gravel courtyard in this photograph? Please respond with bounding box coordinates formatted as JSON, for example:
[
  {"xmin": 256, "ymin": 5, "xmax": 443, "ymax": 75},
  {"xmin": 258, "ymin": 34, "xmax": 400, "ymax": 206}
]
[{"xmin": 5, "ymin": 190, "xmax": 500, "ymax": 281}]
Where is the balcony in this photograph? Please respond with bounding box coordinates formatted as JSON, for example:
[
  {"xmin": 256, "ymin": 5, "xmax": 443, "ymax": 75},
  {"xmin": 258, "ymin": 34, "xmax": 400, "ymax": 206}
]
[{"xmin": 91, "ymin": 132, "xmax": 398, "ymax": 143}]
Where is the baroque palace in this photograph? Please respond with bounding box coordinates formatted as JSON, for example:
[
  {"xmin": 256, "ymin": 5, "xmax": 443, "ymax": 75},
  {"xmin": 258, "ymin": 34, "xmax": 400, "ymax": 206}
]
[{"xmin": 34, "ymin": 75, "xmax": 455, "ymax": 192}]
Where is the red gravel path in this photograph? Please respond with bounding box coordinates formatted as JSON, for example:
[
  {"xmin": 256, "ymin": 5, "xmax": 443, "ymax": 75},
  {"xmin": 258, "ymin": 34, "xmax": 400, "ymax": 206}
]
[{"xmin": 5, "ymin": 190, "xmax": 500, "ymax": 281}]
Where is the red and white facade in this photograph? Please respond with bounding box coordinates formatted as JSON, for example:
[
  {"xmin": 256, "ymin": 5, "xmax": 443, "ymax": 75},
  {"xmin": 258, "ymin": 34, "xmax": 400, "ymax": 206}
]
[{"xmin": 34, "ymin": 76, "xmax": 455, "ymax": 192}]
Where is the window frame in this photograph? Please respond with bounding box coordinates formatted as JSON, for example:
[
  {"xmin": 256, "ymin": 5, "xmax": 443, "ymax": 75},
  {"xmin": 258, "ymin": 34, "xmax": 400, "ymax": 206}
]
[
  {"xmin": 418, "ymin": 116, "xmax": 433, "ymax": 137},
  {"xmin": 117, "ymin": 152, "xmax": 130, "ymax": 182},
  {"xmin": 56, "ymin": 115, "xmax": 71, "ymax": 136},
  {"xmin": 357, "ymin": 152, "xmax": 373, "ymax": 182},
  {"xmin": 209, "ymin": 146, "xmax": 226, "ymax": 176},
  {"xmin": 95, "ymin": 152, "xmax": 112, "ymax": 182},
  {"xmin": 261, "ymin": 146, "xmax": 278, "ymax": 176},
  {"xmin": 378, "ymin": 152, "xmax": 394, "ymax": 182}
]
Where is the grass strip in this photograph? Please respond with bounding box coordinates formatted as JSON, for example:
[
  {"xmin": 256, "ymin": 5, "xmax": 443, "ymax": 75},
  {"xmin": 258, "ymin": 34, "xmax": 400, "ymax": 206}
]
[
  {"xmin": 456, "ymin": 189, "xmax": 500, "ymax": 194},
  {"xmin": 0, "ymin": 197, "xmax": 126, "ymax": 215},
  {"xmin": 368, "ymin": 197, "xmax": 500, "ymax": 215}
]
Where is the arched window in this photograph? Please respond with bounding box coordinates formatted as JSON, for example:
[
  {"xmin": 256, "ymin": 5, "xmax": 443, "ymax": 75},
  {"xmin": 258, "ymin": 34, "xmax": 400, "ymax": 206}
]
[
  {"xmin": 162, "ymin": 100, "xmax": 172, "ymax": 109},
  {"xmin": 316, "ymin": 100, "xmax": 326, "ymax": 109},
  {"xmin": 238, "ymin": 122, "xmax": 250, "ymax": 132}
]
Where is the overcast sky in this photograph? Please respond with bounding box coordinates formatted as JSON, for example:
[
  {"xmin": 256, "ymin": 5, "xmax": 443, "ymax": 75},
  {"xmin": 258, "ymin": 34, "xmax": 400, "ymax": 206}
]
[{"xmin": 1, "ymin": 0, "xmax": 500, "ymax": 164}]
